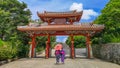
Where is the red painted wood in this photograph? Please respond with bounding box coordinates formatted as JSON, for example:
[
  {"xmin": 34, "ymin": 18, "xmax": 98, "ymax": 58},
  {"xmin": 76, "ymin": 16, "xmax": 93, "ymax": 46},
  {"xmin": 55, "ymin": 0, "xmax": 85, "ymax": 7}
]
[
  {"xmin": 31, "ymin": 36, "xmax": 36, "ymax": 58},
  {"xmin": 71, "ymin": 35, "xmax": 75, "ymax": 58},
  {"xmin": 45, "ymin": 42, "xmax": 49, "ymax": 58},
  {"xmin": 86, "ymin": 34, "xmax": 91, "ymax": 58},
  {"xmin": 45, "ymin": 35, "xmax": 50, "ymax": 58},
  {"xmin": 35, "ymin": 34, "xmax": 87, "ymax": 36},
  {"xmin": 48, "ymin": 35, "xmax": 50, "ymax": 58},
  {"xmin": 70, "ymin": 19, "xmax": 73, "ymax": 25},
  {"xmin": 71, "ymin": 41, "xmax": 74, "ymax": 58}
]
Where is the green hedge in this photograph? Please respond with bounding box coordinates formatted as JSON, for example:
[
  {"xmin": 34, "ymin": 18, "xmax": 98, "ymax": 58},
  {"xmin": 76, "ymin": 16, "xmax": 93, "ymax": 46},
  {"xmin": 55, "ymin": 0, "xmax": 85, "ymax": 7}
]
[
  {"xmin": 0, "ymin": 39, "xmax": 29, "ymax": 61},
  {"xmin": 0, "ymin": 39, "xmax": 17, "ymax": 60}
]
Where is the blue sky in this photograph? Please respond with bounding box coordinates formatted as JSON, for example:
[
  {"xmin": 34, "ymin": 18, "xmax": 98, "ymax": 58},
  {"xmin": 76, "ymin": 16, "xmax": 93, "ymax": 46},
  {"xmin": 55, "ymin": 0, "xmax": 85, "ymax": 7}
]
[{"xmin": 19, "ymin": 0, "xmax": 109, "ymax": 43}]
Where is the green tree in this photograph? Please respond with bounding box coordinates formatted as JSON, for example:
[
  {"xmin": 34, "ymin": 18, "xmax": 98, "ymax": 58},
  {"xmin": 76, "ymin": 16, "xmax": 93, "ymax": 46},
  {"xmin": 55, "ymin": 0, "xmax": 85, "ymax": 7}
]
[
  {"xmin": 36, "ymin": 36, "xmax": 56, "ymax": 52},
  {"xmin": 0, "ymin": 39, "xmax": 18, "ymax": 60},
  {"xmin": 66, "ymin": 36, "xmax": 86, "ymax": 48},
  {"xmin": 0, "ymin": 0, "xmax": 31, "ymax": 41},
  {"xmin": 0, "ymin": 0, "xmax": 31, "ymax": 58},
  {"xmin": 94, "ymin": 0, "xmax": 120, "ymax": 43}
]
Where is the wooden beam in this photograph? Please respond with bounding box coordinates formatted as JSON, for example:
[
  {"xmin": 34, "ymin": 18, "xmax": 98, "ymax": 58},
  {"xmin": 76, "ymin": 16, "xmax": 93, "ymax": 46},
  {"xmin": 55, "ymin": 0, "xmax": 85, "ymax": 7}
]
[{"xmin": 34, "ymin": 33, "xmax": 87, "ymax": 36}]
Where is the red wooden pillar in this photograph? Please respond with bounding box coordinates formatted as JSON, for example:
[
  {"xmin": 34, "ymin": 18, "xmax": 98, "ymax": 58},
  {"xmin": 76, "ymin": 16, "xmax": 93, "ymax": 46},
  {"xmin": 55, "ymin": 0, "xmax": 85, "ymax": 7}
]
[
  {"xmin": 45, "ymin": 41, "xmax": 49, "ymax": 58},
  {"xmin": 48, "ymin": 35, "xmax": 51, "ymax": 58},
  {"xmin": 45, "ymin": 35, "xmax": 50, "ymax": 58},
  {"xmin": 31, "ymin": 36, "xmax": 36, "ymax": 58},
  {"xmin": 71, "ymin": 35, "xmax": 75, "ymax": 59},
  {"xmin": 86, "ymin": 34, "xmax": 93, "ymax": 58}
]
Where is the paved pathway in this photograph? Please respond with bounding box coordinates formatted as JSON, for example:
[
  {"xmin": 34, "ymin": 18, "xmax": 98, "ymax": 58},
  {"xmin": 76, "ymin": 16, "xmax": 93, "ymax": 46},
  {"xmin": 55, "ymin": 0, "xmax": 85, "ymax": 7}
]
[
  {"xmin": 0, "ymin": 58, "xmax": 120, "ymax": 68},
  {"xmin": 0, "ymin": 44, "xmax": 120, "ymax": 68}
]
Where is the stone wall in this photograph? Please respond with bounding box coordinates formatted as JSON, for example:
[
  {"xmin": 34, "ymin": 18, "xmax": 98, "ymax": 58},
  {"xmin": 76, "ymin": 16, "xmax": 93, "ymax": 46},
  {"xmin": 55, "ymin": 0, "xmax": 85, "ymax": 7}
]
[{"xmin": 92, "ymin": 43, "xmax": 120, "ymax": 65}]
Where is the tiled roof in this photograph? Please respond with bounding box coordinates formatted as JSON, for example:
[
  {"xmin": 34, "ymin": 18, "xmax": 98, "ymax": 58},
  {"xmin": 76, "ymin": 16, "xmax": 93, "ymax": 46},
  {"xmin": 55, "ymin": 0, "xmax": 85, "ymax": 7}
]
[
  {"xmin": 37, "ymin": 11, "xmax": 83, "ymax": 22},
  {"xmin": 17, "ymin": 24, "xmax": 104, "ymax": 31}
]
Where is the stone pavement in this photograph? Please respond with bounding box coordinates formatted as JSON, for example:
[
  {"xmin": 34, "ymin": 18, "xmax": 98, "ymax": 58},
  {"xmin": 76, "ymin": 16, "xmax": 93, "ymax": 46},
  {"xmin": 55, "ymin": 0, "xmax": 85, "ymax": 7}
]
[
  {"xmin": 0, "ymin": 47, "xmax": 120, "ymax": 68},
  {"xmin": 0, "ymin": 58, "xmax": 120, "ymax": 68}
]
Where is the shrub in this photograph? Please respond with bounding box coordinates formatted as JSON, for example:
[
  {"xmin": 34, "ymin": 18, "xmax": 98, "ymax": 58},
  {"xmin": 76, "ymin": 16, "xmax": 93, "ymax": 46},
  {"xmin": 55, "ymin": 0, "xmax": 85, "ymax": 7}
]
[{"xmin": 0, "ymin": 39, "xmax": 17, "ymax": 60}]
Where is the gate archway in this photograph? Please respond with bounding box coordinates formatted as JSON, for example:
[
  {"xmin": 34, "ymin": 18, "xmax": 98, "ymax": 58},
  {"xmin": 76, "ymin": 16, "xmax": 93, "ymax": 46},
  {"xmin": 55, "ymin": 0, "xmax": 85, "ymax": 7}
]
[{"xmin": 17, "ymin": 10, "xmax": 104, "ymax": 59}]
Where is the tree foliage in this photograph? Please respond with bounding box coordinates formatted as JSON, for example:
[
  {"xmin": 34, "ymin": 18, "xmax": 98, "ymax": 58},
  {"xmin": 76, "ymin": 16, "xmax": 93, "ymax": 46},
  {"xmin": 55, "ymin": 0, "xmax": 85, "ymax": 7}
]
[
  {"xmin": 0, "ymin": 0, "xmax": 31, "ymax": 41},
  {"xmin": 0, "ymin": 39, "xmax": 18, "ymax": 60},
  {"xmin": 0, "ymin": 0, "xmax": 31, "ymax": 59},
  {"xmin": 94, "ymin": 0, "xmax": 120, "ymax": 43},
  {"xmin": 36, "ymin": 36, "xmax": 56, "ymax": 52},
  {"xmin": 66, "ymin": 36, "xmax": 86, "ymax": 48},
  {"xmin": 0, "ymin": 0, "xmax": 56, "ymax": 60}
]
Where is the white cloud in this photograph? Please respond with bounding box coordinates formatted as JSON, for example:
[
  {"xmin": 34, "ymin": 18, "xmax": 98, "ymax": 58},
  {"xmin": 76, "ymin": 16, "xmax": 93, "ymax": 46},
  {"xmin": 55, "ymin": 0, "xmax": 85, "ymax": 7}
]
[
  {"xmin": 82, "ymin": 9, "xmax": 98, "ymax": 20},
  {"xmin": 69, "ymin": 3, "xmax": 83, "ymax": 11},
  {"xmin": 69, "ymin": 3, "xmax": 99, "ymax": 20}
]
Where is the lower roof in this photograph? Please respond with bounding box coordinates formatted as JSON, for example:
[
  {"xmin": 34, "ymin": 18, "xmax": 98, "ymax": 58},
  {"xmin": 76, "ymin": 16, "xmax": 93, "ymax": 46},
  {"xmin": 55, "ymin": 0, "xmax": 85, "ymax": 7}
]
[
  {"xmin": 17, "ymin": 24, "xmax": 104, "ymax": 36},
  {"xmin": 17, "ymin": 24, "xmax": 104, "ymax": 31}
]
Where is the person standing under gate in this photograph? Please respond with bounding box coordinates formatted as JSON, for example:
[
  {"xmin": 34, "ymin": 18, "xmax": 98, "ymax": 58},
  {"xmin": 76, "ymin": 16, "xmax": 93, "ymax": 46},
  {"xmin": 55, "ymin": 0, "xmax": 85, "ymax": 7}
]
[
  {"xmin": 54, "ymin": 43, "xmax": 62, "ymax": 64},
  {"xmin": 55, "ymin": 50, "xmax": 61, "ymax": 64},
  {"xmin": 60, "ymin": 47, "xmax": 65, "ymax": 64}
]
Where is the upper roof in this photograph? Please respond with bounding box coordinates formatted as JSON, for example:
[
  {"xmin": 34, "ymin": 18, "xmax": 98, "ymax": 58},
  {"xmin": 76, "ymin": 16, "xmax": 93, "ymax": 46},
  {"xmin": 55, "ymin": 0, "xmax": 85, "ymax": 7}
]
[{"xmin": 37, "ymin": 10, "xmax": 83, "ymax": 23}]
